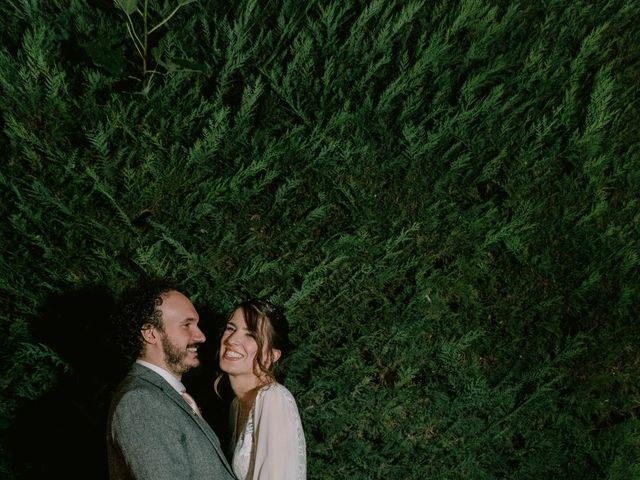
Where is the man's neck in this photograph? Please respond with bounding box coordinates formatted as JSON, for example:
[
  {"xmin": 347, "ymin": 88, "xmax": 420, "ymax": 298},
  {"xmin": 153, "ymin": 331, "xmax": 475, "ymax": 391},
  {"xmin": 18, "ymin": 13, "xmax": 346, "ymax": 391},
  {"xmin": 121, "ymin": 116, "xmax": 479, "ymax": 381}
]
[{"xmin": 137, "ymin": 359, "xmax": 182, "ymax": 382}]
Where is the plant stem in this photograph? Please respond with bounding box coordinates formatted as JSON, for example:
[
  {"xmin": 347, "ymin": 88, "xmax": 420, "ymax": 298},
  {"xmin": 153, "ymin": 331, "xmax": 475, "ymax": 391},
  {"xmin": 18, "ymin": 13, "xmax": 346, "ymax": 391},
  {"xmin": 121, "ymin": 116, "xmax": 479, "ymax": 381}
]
[
  {"xmin": 149, "ymin": 1, "xmax": 195, "ymax": 35},
  {"xmin": 142, "ymin": 0, "xmax": 149, "ymax": 75}
]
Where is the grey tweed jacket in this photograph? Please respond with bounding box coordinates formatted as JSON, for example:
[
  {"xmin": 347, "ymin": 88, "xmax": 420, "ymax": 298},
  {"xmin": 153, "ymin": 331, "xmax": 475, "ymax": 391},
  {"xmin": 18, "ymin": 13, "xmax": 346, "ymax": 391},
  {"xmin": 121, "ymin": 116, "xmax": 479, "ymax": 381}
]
[{"xmin": 107, "ymin": 363, "xmax": 236, "ymax": 480}]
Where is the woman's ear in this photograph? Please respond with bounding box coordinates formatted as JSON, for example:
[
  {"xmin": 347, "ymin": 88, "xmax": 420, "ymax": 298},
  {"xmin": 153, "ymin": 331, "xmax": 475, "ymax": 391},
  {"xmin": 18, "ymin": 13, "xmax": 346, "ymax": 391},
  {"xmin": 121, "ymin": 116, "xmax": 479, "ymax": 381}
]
[{"xmin": 271, "ymin": 348, "xmax": 282, "ymax": 364}]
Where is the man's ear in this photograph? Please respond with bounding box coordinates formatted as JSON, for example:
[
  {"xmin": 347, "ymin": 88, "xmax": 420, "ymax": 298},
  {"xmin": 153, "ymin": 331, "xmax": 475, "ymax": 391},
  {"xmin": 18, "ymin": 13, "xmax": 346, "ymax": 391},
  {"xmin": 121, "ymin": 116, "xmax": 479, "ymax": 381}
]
[{"xmin": 140, "ymin": 324, "xmax": 158, "ymax": 344}]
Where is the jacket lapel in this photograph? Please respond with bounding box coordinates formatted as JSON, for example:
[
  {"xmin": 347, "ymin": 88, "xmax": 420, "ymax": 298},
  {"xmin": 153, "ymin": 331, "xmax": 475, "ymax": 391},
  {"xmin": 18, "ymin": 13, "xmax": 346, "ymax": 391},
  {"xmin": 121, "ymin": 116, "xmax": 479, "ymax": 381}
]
[{"xmin": 132, "ymin": 364, "xmax": 235, "ymax": 476}]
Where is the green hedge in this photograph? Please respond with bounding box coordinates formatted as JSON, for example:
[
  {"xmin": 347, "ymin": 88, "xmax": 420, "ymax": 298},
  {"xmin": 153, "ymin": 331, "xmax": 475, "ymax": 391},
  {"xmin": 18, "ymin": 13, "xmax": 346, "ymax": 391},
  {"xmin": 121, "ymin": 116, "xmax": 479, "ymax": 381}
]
[{"xmin": 1, "ymin": 1, "xmax": 638, "ymax": 478}]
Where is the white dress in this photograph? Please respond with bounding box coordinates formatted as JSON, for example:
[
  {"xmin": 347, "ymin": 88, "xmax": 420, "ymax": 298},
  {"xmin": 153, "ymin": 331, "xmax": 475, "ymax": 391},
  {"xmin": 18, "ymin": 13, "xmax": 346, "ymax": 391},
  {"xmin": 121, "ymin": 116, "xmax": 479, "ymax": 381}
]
[{"xmin": 229, "ymin": 382, "xmax": 307, "ymax": 480}]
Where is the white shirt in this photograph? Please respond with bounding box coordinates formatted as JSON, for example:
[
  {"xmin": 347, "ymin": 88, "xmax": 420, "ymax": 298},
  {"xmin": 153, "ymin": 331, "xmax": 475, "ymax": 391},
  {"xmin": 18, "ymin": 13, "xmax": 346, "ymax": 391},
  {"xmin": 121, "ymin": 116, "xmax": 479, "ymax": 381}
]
[{"xmin": 135, "ymin": 360, "xmax": 186, "ymax": 394}]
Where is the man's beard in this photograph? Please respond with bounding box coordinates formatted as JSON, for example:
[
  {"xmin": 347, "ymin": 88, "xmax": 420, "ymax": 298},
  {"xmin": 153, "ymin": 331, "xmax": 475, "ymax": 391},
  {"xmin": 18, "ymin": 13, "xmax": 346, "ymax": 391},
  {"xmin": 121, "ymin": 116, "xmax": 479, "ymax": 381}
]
[{"xmin": 161, "ymin": 332, "xmax": 198, "ymax": 376}]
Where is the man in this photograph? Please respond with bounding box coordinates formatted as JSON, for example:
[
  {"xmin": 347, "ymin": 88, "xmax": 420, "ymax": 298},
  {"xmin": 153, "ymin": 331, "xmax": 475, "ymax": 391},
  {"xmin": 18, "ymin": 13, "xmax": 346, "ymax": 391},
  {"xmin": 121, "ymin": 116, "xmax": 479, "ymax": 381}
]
[{"xmin": 106, "ymin": 279, "xmax": 235, "ymax": 480}]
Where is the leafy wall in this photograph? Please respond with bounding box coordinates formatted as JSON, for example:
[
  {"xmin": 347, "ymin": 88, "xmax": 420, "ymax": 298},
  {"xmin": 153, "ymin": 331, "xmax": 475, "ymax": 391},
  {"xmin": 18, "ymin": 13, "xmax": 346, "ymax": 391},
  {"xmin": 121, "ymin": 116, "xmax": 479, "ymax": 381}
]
[{"xmin": 1, "ymin": 1, "xmax": 638, "ymax": 478}]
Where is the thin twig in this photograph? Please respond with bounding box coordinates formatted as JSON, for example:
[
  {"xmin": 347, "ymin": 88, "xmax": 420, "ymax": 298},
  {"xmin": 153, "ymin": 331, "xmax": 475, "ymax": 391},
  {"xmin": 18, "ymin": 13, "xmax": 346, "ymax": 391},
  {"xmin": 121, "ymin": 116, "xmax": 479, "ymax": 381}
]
[
  {"xmin": 124, "ymin": 12, "xmax": 144, "ymax": 52},
  {"xmin": 125, "ymin": 22, "xmax": 145, "ymax": 60},
  {"xmin": 148, "ymin": 0, "xmax": 196, "ymax": 34}
]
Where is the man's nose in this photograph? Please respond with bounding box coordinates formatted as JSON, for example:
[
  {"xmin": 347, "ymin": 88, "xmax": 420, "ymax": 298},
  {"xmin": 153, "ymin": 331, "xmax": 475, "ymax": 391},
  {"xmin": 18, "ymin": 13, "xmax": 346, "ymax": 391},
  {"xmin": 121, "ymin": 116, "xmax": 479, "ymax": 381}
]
[{"xmin": 194, "ymin": 327, "xmax": 206, "ymax": 342}]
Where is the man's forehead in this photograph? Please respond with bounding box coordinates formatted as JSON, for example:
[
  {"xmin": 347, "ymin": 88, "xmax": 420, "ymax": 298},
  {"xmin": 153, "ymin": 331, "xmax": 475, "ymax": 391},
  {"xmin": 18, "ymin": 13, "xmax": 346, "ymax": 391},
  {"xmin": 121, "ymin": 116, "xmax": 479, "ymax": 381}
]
[{"xmin": 160, "ymin": 291, "xmax": 198, "ymax": 316}]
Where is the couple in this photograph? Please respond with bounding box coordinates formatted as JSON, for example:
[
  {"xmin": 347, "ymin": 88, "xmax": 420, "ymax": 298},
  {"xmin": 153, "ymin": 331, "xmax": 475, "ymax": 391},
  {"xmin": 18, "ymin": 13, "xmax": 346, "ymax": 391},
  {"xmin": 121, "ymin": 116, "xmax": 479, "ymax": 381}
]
[{"xmin": 106, "ymin": 279, "xmax": 306, "ymax": 480}]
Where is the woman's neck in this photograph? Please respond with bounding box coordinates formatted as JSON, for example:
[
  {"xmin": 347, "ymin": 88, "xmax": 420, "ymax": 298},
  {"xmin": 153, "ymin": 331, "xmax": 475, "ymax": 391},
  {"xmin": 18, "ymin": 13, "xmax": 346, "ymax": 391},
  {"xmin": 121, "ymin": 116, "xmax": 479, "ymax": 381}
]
[{"xmin": 229, "ymin": 374, "xmax": 270, "ymax": 409}]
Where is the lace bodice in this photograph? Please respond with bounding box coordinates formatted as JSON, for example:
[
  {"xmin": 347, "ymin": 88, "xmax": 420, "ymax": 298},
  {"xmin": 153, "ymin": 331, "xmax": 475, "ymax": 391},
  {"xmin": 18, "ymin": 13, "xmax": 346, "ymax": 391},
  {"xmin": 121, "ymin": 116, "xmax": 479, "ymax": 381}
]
[{"xmin": 229, "ymin": 383, "xmax": 306, "ymax": 480}]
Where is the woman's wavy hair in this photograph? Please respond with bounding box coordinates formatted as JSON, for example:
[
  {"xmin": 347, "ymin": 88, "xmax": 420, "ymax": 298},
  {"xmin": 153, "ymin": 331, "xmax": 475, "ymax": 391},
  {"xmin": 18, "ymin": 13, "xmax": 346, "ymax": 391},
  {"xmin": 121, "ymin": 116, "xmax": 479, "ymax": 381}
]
[{"xmin": 215, "ymin": 298, "xmax": 292, "ymax": 394}]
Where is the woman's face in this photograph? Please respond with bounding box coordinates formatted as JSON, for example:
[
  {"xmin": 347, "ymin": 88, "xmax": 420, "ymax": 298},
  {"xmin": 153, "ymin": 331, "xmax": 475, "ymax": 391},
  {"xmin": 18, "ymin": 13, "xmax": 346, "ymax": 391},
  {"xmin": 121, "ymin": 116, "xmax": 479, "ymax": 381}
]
[{"xmin": 219, "ymin": 308, "xmax": 263, "ymax": 379}]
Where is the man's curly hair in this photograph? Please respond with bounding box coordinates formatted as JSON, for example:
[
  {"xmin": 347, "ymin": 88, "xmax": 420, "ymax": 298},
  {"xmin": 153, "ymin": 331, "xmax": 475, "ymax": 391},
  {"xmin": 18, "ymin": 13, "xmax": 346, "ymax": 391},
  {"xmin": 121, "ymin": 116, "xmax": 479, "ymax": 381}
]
[{"xmin": 113, "ymin": 278, "xmax": 177, "ymax": 365}]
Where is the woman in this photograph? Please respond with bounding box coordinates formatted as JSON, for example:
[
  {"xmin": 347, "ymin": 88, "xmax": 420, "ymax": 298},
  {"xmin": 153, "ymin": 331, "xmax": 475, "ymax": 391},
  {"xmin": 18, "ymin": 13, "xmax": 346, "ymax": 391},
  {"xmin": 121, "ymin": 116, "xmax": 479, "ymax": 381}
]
[{"xmin": 217, "ymin": 298, "xmax": 306, "ymax": 480}]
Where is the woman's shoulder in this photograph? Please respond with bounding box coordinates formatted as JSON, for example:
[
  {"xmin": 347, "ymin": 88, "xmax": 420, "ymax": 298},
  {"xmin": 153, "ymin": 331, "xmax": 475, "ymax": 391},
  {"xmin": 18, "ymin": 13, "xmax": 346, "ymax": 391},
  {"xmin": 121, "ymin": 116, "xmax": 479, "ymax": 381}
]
[
  {"xmin": 254, "ymin": 382, "xmax": 303, "ymax": 429},
  {"xmin": 257, "ymin": 382, "xmax": 297, "ymax": 404},
  {"xmin": 259, "ymin": 381, "xmax": 292, "ymax": 395}
]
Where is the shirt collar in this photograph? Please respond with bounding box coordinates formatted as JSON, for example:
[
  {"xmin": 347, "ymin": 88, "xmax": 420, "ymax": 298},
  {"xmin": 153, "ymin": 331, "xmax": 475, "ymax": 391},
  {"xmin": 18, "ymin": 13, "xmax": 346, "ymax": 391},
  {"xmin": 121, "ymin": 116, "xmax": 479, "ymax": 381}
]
[{"xmin": 136, "ymin": 359, "xmax": 185, "ymax": 394}]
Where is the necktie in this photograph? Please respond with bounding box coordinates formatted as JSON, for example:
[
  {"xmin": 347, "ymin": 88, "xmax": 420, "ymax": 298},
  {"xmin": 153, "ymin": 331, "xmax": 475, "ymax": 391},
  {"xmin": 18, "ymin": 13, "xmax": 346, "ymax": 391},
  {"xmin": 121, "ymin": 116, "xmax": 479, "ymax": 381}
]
[{"xmin": 181, "ymin": 390, "xmax": 203, "ymax": 417}]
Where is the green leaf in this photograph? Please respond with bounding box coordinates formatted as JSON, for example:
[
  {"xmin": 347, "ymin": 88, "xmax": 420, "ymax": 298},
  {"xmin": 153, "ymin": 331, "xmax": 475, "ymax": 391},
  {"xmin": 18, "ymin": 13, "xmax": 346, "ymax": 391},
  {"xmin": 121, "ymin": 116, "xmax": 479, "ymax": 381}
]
[
  {"xmin": 171, "ymin": 57, "xmax": 210, "ymax": 74},
  {"xmin": 114, "ymin": 0, "xmax": 138, "ymax": 15},
  {"xmin": 81, "ymin": 40, "xmax": 127, "ymax": 77}
]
